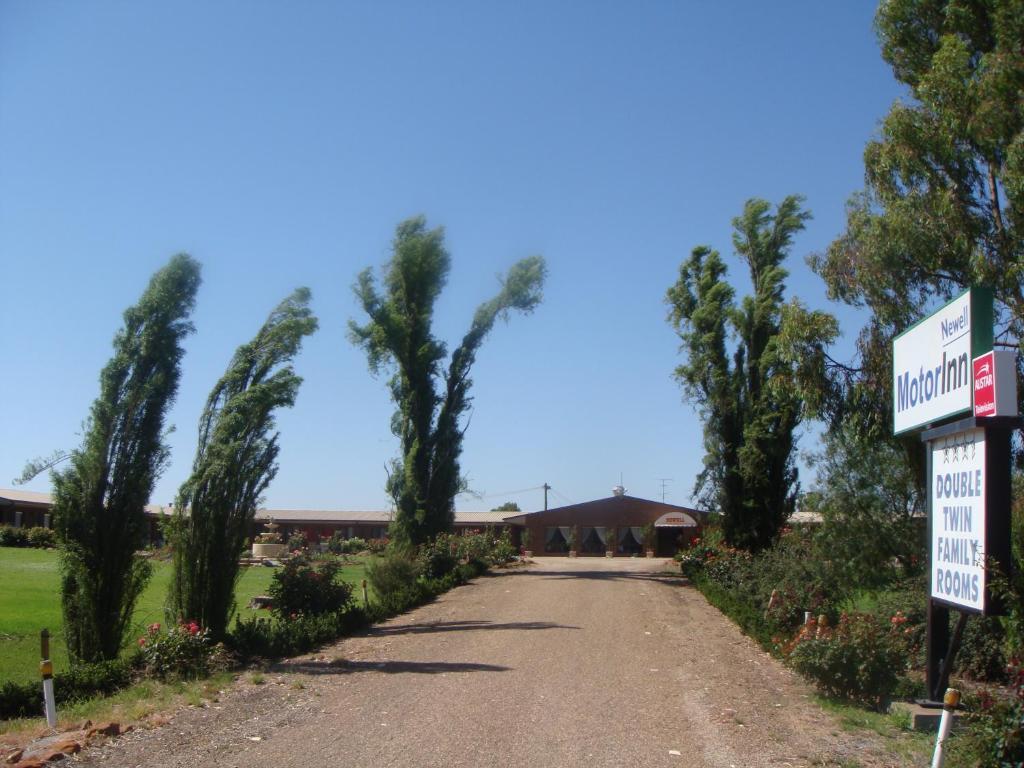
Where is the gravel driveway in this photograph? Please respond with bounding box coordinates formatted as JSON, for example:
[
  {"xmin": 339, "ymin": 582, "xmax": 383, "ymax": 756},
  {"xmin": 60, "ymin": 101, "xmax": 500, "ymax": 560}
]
[{"xmin": 76, "ymin": 558, "xmax": 918, "ymax": 767}]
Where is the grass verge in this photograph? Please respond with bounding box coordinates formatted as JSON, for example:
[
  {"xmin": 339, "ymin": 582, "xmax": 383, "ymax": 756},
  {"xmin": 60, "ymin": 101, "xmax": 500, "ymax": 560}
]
[
  {"xmin": 0, "ymin": 547, "xmax": 367, "ymax": 685},
  {"xmin": 813, "ymin": 695, "xmax": 934, "ymax": 765},
  {"xmin": 0, "ymin": 672, "xmax": 236, "ymax": 741}
]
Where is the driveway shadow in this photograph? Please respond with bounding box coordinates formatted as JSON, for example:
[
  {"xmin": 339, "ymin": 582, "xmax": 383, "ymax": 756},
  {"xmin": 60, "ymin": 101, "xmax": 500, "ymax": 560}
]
[
  {"xmin": 365, "ymin": 620, "xmax": 578, "ymax": 637},
  {"xmin": 493, "ymin": 568, "xmax": 688, "ymax": 585},
  {"xmin": 279, "ymin": 658, "xmax": 510, "ymax": 676}
]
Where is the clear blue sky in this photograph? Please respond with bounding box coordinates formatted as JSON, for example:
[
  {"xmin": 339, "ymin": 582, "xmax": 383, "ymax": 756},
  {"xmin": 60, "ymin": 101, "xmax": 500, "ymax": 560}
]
[{"xmin": 0, "ymin": 2, "xmax": 902, "ymax": 512}]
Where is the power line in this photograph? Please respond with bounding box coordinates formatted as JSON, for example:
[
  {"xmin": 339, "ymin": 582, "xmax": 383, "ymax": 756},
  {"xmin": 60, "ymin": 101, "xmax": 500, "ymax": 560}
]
[
  {"xmin": 549, "ymin": 487, "xmax": 575, "ymax": 506},
  {"xmin": 457, "ymin": 484, "xmax": 546, "ymax": 500}
]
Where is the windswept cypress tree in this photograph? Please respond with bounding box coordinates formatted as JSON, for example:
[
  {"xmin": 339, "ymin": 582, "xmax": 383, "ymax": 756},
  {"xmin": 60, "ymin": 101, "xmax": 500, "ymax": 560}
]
[
  {"xmin": 668, "ymin": 197, "xmax": 835, "ymax": 551},
  {"xmin": 169, "ymin": 288, "xmax": 317, "ymax": 638},
  {"xmin": 52, "ymin": 254, "xmax": 201, "ymax": 662},
  {"xmin": 350, "ymin": 216, "xmax": 545, "ymax": 548}
]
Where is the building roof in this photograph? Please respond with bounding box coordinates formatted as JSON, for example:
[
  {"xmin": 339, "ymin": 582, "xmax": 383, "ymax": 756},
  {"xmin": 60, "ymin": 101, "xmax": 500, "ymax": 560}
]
[
  {"xmin": 502, "ymin": 494, "xmax": 706, "ymax": 525},
  {"xmin": 1, "ymin": 488, "xmax": 171, "ymax": 516},
  {"xmin": 0, "ymin": 488, "xmax": 54, "ymax": 507},
  {"xmin": 0, "ymin": 489, "xmax": 509, "ymax": 527},
  {"xmin": 252, "ymin": 509, "xmax": 510, "ymax": 526}
]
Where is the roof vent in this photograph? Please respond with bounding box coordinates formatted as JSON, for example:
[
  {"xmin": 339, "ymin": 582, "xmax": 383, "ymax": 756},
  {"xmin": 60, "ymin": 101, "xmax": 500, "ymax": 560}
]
[{"xmin": 612, "ymin": 485, "xmax": 626, "ymax": 497}]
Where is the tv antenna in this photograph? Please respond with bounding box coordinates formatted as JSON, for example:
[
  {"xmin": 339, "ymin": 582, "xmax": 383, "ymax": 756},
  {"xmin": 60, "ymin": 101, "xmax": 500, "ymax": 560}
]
[{"xmin": 657, "ymin": 478, "xmax": 673, "ymax": 503}]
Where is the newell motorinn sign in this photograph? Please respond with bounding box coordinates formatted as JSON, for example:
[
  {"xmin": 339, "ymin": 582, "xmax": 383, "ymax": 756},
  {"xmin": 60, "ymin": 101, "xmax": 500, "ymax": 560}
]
[{"xmin": 892, "ymin": 287, "xmax": 993, "ymax": 435}]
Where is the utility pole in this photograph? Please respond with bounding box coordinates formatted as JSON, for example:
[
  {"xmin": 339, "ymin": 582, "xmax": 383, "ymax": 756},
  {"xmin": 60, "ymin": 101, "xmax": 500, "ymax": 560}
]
[
  {"xmin": 543, "ymin": 483, "xmax": 551, "ymax": 511},
  {"xmin": 658, "ymin": 478, "xmax": 673, "ymax": 503}
]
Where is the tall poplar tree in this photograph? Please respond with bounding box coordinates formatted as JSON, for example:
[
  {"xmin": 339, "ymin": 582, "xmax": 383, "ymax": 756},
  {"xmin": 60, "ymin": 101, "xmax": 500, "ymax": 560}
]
[
  {"xmin": 169, "ymin": 288, "xmax": 317, "ymax": 638},
  {"xmin": 52, "ymin": 254, "xmax": 201, "ymax": 662},
  {"xmin": 667, "ymin": 197, "xmax": 836, "ymax": 551},
  {"xmin": 350, "ymin": 216, "xmax": 546, "ymax": 548}
]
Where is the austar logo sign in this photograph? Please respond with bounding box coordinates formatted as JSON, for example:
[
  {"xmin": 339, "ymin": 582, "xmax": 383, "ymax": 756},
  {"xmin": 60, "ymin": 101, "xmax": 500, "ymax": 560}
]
[{"xmin": 974, "ymin": 352, "xmax": 996, "ymax": 416}]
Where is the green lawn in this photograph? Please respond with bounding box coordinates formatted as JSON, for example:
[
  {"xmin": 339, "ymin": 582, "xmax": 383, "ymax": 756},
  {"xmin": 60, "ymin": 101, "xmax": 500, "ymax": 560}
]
[{"xmin": 0, "ymin": 547, "xmax": 367, "ymax": 685}]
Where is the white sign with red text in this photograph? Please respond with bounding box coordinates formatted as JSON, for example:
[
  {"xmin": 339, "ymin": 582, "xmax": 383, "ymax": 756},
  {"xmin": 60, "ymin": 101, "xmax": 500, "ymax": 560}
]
[{"xmin": 973, "ymin": 350, "xmax": 1018, "ymax": 418}]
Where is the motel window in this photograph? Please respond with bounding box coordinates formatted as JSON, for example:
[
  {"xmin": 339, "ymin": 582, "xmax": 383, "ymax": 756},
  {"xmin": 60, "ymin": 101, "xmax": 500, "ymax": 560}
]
[
  {"xmin": 581, "ymin": 527, "xmax": 610, "ymax": 554},
  {"xmin": 544, "ymin": 527, "xmax": 569, "ymax": 553},
  {"xmin": 618, "ymin": 527, "xmax": 643, "ymax": 555}
]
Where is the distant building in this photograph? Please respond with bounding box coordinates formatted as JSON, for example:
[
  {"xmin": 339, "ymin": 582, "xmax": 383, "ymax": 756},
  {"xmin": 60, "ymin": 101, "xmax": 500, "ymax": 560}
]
[
  {"xmin": 504, "ymin": 492, "xmax": 705, "ymax": 556},
  {"xmin": 0, "ymin": 489, "xmax": 511, "ymax": 544},
  {"xmin": 0, "ymin": 488, "xmax": 53, "ymax": 529},
  {"xmin": 0, "ymin": 488, "xmax": 706, "ymax": 556}
]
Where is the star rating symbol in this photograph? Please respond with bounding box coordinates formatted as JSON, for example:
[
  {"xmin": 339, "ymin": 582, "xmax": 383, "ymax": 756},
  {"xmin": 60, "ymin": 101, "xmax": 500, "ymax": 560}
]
[{"xmin": 939, "ymin": 432, "xmax": 979, "ymax": 464}]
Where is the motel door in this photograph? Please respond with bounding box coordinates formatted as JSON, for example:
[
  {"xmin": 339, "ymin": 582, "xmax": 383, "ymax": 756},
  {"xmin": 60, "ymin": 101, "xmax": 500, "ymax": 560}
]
[{"xmin": 653, "ymin": 512, "xmax": 698, "ymax": 557}]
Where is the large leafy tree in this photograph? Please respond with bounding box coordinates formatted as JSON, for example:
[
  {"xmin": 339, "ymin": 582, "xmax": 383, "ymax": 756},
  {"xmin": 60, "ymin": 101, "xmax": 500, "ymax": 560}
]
[
  {"xmin": 52, "ymin": 254, "xmax": 201, "ymax": 662},
  {"xmin": 812, "ymin": 0, "xmax": 1024, "ymax": 440},
  {"xmin": 169, "ymin": 288, "xmax": 318, "ymax": 639},
  {"xmin": 350, "ymin": 216, "xmax": 546, "ymax": 548},
  {"xmin": 667, "ymin": 197, "xmax": 836, "ymax": 551},
  {"xmin": 804, "ymin": 421, "xmax": 926, "ymax": 589}
]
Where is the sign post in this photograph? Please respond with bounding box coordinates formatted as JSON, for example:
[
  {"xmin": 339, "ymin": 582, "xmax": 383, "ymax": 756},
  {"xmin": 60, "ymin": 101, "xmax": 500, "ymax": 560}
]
[
  {"xmin": 891, "ymin": 286, "xmax": 1017, "ymax": 704},
  {"xmin": 921, "ymin": 417, "xmax": 1016, "ymax": 700}
]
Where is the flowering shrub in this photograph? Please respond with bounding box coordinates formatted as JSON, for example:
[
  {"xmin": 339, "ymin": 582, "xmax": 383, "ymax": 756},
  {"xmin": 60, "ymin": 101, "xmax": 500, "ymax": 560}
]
[
  {"xmin": 26, "ymin": 527, "xmax": 57, "ymax": 548},
  {"xmin": 269, "ymin": 556, "xmax": 354, "ymax": 618},
  {"xmin": 139, "ymin": 621, "xmax": 222, "ymax": 680},
  {"xmin": 286, "ymin": 531, "xmax": 309, "ymax": 553},
  {"xmin": 949, "ymin": 659, "xmax": 1024, "ymax": 766},
  {"xmin": 418, "ymin": 534, "xmax": 460, "ymax": 578},
  {"xmin": 0, "ymin": 526, "xmax": 57, "ymax": 548},
  {"xmin": 365, "ymin": 537, "xmax": 389, "ymax": 554},
  {"xmin": 785, "ymin": 612, "xmax": 910, "ymax": 710},
  {"xmin": 327, "ymin": 534, "xmax": 369, "ymax": 555},
  {"xmin": 678, "ymin": 526, "xmax": 844, "ymax": 633}
]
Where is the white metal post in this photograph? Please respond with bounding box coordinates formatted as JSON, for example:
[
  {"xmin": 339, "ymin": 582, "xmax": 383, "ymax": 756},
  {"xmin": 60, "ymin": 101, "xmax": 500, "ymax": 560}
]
[{"xmin": 931, "ymin": 688, "xmax": 960, "ymax": 768}]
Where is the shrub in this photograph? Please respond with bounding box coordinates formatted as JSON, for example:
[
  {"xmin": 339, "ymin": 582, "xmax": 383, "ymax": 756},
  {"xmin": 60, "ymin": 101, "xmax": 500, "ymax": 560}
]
[
  {"xmin": 25, "ymin": 526, "xmax": 57, "ymax": 548},
  {"xmin": 679, "ymin": 526, "xmax": 845, "ymax": 644},
  {"xmin": 487, "ymin": 529, "xmax": 517, "ymax": 566},
  {"xmin": 947, "ymin": 659, "xmax": 1024, "ymax": 767},
  {"xmin": 418, "ymin": 534, "xmax": 459, "ymax": 579},
  {"xmin": 286, "ymin": 531, "xmax": 309, "ymax": 553},
  {"xmin": 327, "ymin": 533, "xmax": 369, "ymax": 555},
  {"xmin": 0, "ymin": 525, "xmax": 29, "ymax": 547},
  {"xmin": 138, "ymin": 621, "xmax": 224, "ymax": 680},
  {"xmin": 366, "ymin": 553, "xmax": 427, "ymax": 614},
  {"xmin": 268, "ymin": 557, "xmax": 354, "ymax": 618},
  {"xmin": 861, "ymin": 578, "xmax": 928, "ymax": 669},
  {"xmin": 365, "ymin": 538, "xmax": 388, "ymax": 554},
  {"xmin": 785, "ymin": 612, "xmax": 910, "ymax": 710},
  {"xmin": 0, "ymin": 657, "xmax": 138, "ymax": 720},
  {"xmin": 230, "ymin": 607, "xmax": 369, "ymax": 660},
  {"xmin": 956, "ymin": 616, "xmax": 1008, "ymax": 682}
]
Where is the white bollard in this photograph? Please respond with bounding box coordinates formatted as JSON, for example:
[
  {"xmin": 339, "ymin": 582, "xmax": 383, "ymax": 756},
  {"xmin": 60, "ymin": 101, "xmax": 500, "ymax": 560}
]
[
  {"xmin": 931, "ymin": 688, "xmax": 960, "ymax": 768},
  {"xmin": 40, "ymin": 629, "xmax": 57, "ymax": 729},
  {"xmin": 42, "ymin": 676, "xmax": 57, "ymax": 728}
]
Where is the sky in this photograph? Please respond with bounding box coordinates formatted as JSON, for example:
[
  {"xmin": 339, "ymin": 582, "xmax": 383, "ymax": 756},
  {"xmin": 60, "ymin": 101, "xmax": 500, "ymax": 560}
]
[{"xmin": 0, "ymin": 2, "xmax": 904, "ymax": 513}]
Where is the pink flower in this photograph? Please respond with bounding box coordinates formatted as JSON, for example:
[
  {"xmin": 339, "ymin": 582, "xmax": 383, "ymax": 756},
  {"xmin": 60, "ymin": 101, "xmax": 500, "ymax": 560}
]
[
  {"xmin": 148, "ymin": 622, "xmax": 161, "ymax": 633},
  {"xmin": 138, "ymin": 638, "xmax": 147, "ymax": 647},
  {"xmin": 186, "ymin": 621, "xmax": 200, "ymax": 636}
]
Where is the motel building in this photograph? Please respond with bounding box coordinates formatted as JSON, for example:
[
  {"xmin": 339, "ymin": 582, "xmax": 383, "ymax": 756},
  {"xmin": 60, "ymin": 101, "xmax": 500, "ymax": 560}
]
[
  {"xmin": 1, "ymin": 487, "xmax": 705, "ymax": 557},
  {"xmin": 505, "ymin": 488, "xmax": 704, "ymax": 557}
]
